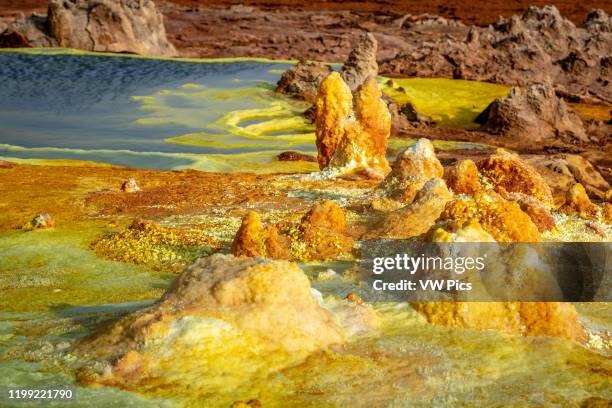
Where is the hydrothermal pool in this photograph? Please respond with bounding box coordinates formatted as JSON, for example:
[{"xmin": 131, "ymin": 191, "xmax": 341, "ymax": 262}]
[
  {"xmin": 0, "ymin": 49, "xmax": 511, "ymax": 172},
  {"xmin": 0, "ymin": 49, "xmax": 313, "ymax": 170}
]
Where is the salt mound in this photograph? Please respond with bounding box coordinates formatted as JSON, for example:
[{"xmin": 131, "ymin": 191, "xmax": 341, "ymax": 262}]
[
  {"xmin": 411, "ymin": 302, "xmax": 585, "ymax": 342},
  {"xmin": 75, "ymin": 254, "xmax": 345, "ymax": 391},
  {"xmin": 378, "ymin": 138, "xmax": 444, "ymax": 204}
]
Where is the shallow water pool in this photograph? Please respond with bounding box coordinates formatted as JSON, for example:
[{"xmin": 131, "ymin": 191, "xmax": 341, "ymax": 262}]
[{"xmin": 0, "ymin": 49, "xmax": 514, "ymax": 172}]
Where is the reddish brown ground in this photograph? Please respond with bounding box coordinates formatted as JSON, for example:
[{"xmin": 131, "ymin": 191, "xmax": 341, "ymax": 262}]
[
  {"xmin": 2, "ymin": 0, "xmax": 608, "ymax": 25},
  {"xmin": 1, "ymin": 0, "xmax": 610, "ymax": 61},
  {"xmin": 0, "ymin": 0, "xmax": 45, "ymax": 17},
  {"xmin": 163, "ymin": 0, "xmax": 609, "ymax": 26},
  {"xmin": 0, "ymin": 162, "xmax": 376, "ymax": 232}
]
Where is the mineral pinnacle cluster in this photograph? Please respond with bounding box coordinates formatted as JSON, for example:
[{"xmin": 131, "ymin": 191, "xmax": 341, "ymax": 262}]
[{"xmin": 314, "ymin": 72, "xmax": 391, "ymax": 179}]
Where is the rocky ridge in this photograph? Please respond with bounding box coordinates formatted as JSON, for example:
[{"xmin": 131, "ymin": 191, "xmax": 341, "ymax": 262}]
[
  {"xmin": 1, "ymin": 0, "xmax": 176, "ymax": 56},
  {"xmin": 380, "ymin": 6, "xmax": 612, "ymax": 102}
]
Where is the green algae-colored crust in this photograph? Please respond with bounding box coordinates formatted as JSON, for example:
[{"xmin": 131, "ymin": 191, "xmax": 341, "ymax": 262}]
[
  {"xmin": 0, "ymin": 222, "xmax": 169, "ymax": 313},
  {"xmin": 91, "ymin": 220, "xmax": 215, "ymax": 272},
  {"xmin": 380, "ymin": 77, "xmax": 510, "ymax": 129}
]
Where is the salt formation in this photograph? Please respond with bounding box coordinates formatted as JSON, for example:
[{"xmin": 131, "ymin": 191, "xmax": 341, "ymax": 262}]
[
  {"xmin": 314, "ymin": 72, "xmax": 391, "ymax": 179},
  {"xmin": 445, "ymin": 159, "xmax": 482, "ymax": 195},
  {"xmin": 477, "ymin": 149, "xmax": 554, "ymax": 209},
  {"xmin": 120, "ymin": 178, "xmax": 140, "ymax": 193},
  {"xmin": 75, "ymin": 255, "xmax": 346, "ymax": 391},
  {"xmin": 440, "ymin": 190, "xmax": 541, "ymax": 242},
  {"xmin": 366, "ymin": 178, "xmax": 451, "ymax": 239},
  {"xmin": 519, "ymin": 200, "xmax": 556, "ymax": 232},
  {"xmin": 525, "ymin": 153, "xmax": 610, "ymax": 203},
  {"xmin": 377, "ymin": 138, "xmax": 444, "ymax": 204},
  {"xmin": 429, "ymin": 219, "xmax": 495, "ymax": 243},
  {"xmin": 411, "ymin": 302, "xmax": 585, "ymax": 341},
  {"xmin": 560, "ymin": 183, "xmax": 599, "ymax": 219},
  {"xmin": 433, "ymin": 222, "xmax": 565, "ymax": 301},
  {"xmin": 416, "ymin": 220, "xmax": 584, "ymax": 340},
  {"xmin": 314, "ymin": 72, "xmax": 354, "ymax": 170},
  {"xmin": 23, "ymin": 213, "xmax": 55, "ymax": 230},
  {"xmin": 603, "ymin": 203, "xmax": 612, "ymax": 223},
  {"xmin": 231, "ymin": 200, "xmax": 354, "ymax": 261},
  {"xmin": 555, "ymin": 154, "xmax": 610, "ymax": 199}
]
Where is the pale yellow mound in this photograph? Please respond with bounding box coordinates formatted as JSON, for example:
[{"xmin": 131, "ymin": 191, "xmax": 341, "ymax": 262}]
[{"xmin": 76, "ymin": 254, "xmax": 345, "ymax": 393}]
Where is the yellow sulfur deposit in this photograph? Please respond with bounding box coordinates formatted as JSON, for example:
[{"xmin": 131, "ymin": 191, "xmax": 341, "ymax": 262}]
[
  {"xmin": 75, "ymin": 255, "xmax": 346, "ymax": 394},
  {"xmin": 445, "ymin": 159, "xmax": 483, "ymax": 195},
  {"xmin": 92, "ymin": 219, "xmax": 214, "ymax": 272},
  {"xmin": 478, "ymin": 150, "xmax": 554, "ymax": 209},
  {"xmin": 440, "ymin": 191, "xmax": 541, "ymax": 242},
  {"xmin": 380, "ymin": 76, "xmax": 511, "ymax": 128},
  {"xmin": 430, "ymin": 219, "xmax": 495, "ymax": 243},
  {"xmin": 231, "ymin": 200, "xmax": 354, "ymax": 261},
  {"xmin": 411, "ymin": 302, "xmax": 585, "ymax": 342}
]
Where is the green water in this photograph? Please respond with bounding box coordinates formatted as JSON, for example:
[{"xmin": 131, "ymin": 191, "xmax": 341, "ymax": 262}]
[{"xmin": 0, "ymin": 222, "xmax": 610, "ymax": 407}]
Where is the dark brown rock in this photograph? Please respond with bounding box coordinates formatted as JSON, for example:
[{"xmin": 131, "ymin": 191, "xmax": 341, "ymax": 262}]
[
  {"xmin": 340, "ymin": 32, "xmax": 378, "ymax": 91},
  {"xmin": 1, "ymin": 13, "xmax": 54, "ymax": 48},
  {"xmin": 276, "ymin": 32, "xmax": 379, "ymax": 103},
  {"xmin": 275, "ymin": 60, "xmax": 332, "ymax": 104},
  {"xmin": 477, "ymin": 83, "xmax": 588, "ymax": 144},
  {"xmin": 0, "ymin": 29, "xmax": 29, "ymax": 47},
  {"xmin": 380, "ymin": 6, "xmax": 612, "ymax": 102},
  {"xmin": 399, "ymin": 101, "xmax": 434, "ymax": 125},
  {"xmin": 276, "ymin": 151, "xmax": 316, "ymax": 162}
]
